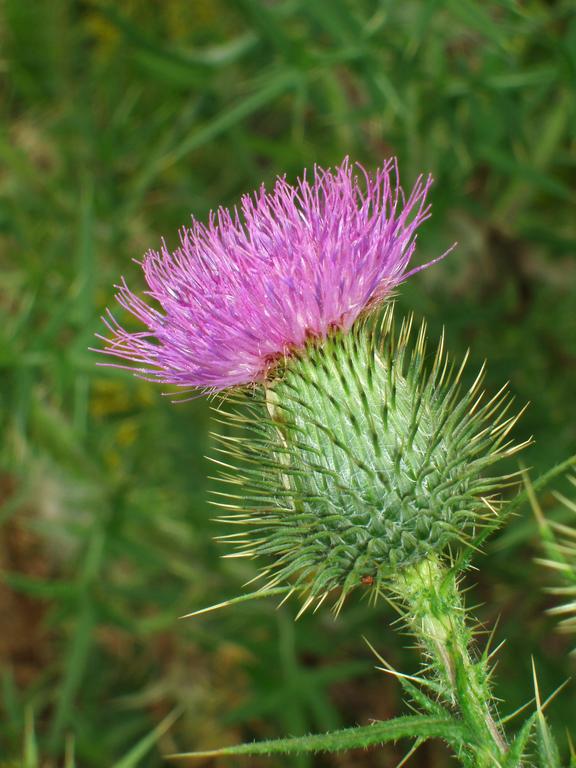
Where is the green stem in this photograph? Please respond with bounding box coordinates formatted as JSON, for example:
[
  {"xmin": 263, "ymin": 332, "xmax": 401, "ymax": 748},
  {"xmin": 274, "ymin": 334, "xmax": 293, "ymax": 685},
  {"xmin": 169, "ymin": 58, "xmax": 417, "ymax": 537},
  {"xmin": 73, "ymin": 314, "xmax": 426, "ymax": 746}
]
[{"xmin": 394, "ymin": 556, "xmax": 507, "ymax": 768}]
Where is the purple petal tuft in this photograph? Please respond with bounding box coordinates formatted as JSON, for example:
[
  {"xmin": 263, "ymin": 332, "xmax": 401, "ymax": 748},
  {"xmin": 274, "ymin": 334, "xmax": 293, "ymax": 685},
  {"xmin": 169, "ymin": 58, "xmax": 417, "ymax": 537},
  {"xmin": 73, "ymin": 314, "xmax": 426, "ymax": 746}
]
[{"xmin": 97, "ymin": 158, "xmax": 444, "ymax": 391}]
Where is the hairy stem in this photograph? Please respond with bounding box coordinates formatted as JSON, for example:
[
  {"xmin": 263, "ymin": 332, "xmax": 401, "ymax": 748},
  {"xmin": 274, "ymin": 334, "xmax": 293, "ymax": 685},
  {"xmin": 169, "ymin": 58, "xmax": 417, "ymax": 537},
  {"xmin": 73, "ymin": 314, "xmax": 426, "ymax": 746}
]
[{"xmin": 394, "ymin": 556, "xmax": 507, "ymax": 768}]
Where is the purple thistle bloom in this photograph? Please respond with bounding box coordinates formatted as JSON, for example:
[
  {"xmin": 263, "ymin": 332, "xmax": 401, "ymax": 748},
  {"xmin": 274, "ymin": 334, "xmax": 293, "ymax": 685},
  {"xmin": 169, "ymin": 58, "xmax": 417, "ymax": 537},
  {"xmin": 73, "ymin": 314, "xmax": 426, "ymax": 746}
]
[{"xmin": 98, "ymin": 158, "xmax": 444, "ymax": 392}]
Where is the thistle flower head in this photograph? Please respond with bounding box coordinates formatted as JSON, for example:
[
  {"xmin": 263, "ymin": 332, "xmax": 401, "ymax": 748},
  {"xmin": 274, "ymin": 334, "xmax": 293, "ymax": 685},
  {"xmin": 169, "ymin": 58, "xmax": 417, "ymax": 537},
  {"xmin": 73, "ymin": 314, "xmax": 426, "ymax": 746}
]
[
  {"xmin": 98, "ymin": 158, "xmax": 440, "ymax": 391},
  {"xmin": 215, "ymin": 307, "xmax": 527, "ymax": 613}
]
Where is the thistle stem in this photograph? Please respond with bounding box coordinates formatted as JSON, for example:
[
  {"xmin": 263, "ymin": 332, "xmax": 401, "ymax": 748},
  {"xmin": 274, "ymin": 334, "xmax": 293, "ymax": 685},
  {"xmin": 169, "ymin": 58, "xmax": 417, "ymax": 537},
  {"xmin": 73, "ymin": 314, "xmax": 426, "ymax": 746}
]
[{"xmin": 394, "ymin": 556, "xmax": 507, "ymax": 768}]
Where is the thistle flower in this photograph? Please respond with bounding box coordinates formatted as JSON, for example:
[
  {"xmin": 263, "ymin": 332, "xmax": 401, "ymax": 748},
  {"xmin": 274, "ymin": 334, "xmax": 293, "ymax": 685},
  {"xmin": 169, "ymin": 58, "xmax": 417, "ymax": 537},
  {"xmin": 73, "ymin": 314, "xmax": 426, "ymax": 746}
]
[
  {"xmin": 98, "ymin": 158, "xmax": 526, "ymax": 615},
  {"xmin": 215, "ymin": 307, "xmax": 527, "ymax": 613},
  {"xmin": 98, "ymin": 158, "xmax": 440, "ymax": 391}
]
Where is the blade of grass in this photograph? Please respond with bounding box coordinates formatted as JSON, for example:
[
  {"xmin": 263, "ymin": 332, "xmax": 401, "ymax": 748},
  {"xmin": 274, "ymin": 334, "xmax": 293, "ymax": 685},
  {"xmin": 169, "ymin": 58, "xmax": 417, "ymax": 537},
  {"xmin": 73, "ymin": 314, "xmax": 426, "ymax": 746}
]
[
  {"xmin": 158, "ymin": 70, "xmax": 299, "ymax": 172},
  {"xmin": 111, "ymin": 709, "xmax": 181, "ymax": 768},
  {"xmin": 23, "ymin": 707, "xmax": 39, "ymax": 768}
]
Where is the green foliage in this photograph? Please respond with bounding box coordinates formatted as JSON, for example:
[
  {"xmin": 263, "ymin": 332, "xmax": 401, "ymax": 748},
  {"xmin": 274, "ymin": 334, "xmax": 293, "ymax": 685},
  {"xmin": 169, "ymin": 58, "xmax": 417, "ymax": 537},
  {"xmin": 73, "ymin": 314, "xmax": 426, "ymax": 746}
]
[
  {"xmin": 1, "ymin": 0, "xmax": 575, "ymax": 766},
  {"xmin": 168, "ymin": 714, "xmax": 466, "ymax": 760},
  {"xmin": 174, "ymin": 557, "xmax": 572, "ymax": 767},
  {"xmin": 11, "ymin": 708, "xmax": 179, "ymax": 768}
]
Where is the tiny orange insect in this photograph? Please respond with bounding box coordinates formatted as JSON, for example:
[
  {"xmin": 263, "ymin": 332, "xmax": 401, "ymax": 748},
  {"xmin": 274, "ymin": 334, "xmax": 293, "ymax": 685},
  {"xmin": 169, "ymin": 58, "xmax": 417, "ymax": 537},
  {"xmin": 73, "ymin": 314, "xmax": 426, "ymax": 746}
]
[{"xmin": 361, "ymin": 575, "xmax": 374, "ymax": 586}]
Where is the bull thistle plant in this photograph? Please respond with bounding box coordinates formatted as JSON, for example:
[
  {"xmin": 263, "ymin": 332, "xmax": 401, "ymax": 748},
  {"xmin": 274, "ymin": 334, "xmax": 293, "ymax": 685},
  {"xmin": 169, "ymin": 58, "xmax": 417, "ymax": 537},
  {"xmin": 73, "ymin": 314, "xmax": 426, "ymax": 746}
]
[{"xmin": 99, "ymin": 159, "xmax": 574, "ymax": 767}]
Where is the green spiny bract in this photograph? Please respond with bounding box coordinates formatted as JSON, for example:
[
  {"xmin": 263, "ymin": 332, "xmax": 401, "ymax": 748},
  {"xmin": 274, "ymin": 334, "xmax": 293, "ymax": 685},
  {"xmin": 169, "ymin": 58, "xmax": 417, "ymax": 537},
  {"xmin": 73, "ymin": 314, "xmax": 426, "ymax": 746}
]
[
  {"xmin": 213, "ymin": 306, "xmax": 526, "ymax": 612},
  {"xmin": 534, "ymin": 475, "xmax": 576, "ymax": 646}
]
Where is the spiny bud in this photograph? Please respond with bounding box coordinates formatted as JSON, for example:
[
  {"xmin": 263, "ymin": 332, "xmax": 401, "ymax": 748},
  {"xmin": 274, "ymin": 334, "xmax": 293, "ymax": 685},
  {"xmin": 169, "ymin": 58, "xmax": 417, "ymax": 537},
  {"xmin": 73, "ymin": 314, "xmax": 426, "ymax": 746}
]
[{"xmin": 213, "ymin": 305, "xmax": 528, "ymax": 614}]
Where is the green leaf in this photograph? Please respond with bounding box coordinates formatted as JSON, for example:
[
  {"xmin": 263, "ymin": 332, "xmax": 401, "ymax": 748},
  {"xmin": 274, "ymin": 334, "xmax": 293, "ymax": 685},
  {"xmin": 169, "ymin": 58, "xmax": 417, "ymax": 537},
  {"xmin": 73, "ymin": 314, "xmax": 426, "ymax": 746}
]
[
  {"xmin": 157, "ymin": 69, "xmax": 298, "ymax": 170},
  {"xmin": 23, "ymin": 708, "xmax": 38, "ymax": 768},
  {"xmin": 364, "ymin": 639, "xmax": 447, "ymax": 718},
  {"xmin": 445, "ymin": 0, "xmax": 511, "ymax": 48},
  {"xmin": 112, "ymin": 709, "xmax": 181, "ymax": 768},
  {"xmin": 1, "ymin": 669, "xmax": 19, "ymax": 726},
  {"xmin": 167, "ymin": 715, "xmax": 466, "ymax": 759},
  {"xmin": 535, "ymin": 715, "xmax": 562, "ymax": 768},
  {"xmin": 97, "ymin": 5, "xmax": 209, "ymax": 83},
  {"xmin": 64, "ymin": 735, "xmax": 76, "ymax": 768},
  {"xmin": 502, "ymin": 713, "xmax": 537, "ymax": 768},
  {"xmin": 48, "ymin": 598, "xmax": 95, "ymax": 749},
  {"xmin": 480, "ymin": 146, "xmax": 574, "ymax": 202},
  {"xmin": 531, "ymin": 659, "xmax": 564, "ymax": 768},
  {"xmin": 2, "ymin": 572, "xmax": 78, "ymax": 600},
  {"xmin": 126, "ymin": 69, "xmax": 298, "ymax": 210}
]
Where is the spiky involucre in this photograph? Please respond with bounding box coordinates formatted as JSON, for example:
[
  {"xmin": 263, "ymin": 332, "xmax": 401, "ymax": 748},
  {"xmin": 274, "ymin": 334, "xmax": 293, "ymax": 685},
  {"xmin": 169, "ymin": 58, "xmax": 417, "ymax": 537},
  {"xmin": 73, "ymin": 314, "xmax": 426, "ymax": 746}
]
[{"xmin": 214, "ymin": 307, "xmax": 526, "ymax": 613}]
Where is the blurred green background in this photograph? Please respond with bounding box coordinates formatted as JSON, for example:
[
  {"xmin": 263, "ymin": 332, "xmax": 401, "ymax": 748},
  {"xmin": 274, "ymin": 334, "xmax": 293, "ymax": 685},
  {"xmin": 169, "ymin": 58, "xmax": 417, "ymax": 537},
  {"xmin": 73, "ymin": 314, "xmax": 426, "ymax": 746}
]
[{"xmin": 1, "ymin": 1, "xmax": 575, "ymax": 766}]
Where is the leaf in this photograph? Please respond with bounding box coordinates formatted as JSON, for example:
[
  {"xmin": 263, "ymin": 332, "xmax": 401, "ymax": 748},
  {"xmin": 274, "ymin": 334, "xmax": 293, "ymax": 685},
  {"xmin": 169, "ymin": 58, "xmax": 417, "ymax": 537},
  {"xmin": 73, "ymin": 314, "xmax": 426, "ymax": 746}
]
[
  {"xmin": 166, "ymin": 715, "xmax": 466, "ymax": 760},
  {"xmin": 112, "ymin": 709, "xmax": 181, "ymax": 768},
  {"xmin": 445, "ymin": 0, "xmax": 511, "ymax": 48},
  {"xmin": 569, "ymin": 732, "xmax": 576, "ymax": 767},
  {"xmin": 364, "ymin": 638, "xmax": 447, "ymax": 718},
  {"xmin": 23, "ymin": 708, "xmax": 38, "ymax": 768},
  {"xmin": 2, "ymin": 572, "xmax": 78, "ymax": 600},
  {"xmin": 502, "ymin": 713, "xmax": 537, "ymax": 768},
  {"xmin": 532, "ymin": 659, "xmax": 564, "ymax": 768},
  {"xmin": 97, "ymin": 5, "xmax": 209, "ymax": 83},
  {"xmin": 126, "ymin": 70, "xmax": 298, "ymax": 209},
  {"xmin": 223, "ymin": 660, "xmax": 371, "ymax": 726},
  {"xmin": 1, "ymin": 669, "xmax": 19, "ymax": 726},
  {"xmin": 48, "ymin": 598, "xmax": 95, "ymax": 749},
  {"xmin": 157, "ymin": 70, "xmax": 298, "ymax": 171},
  {"xmin": 480, "ymin": 146, "xmax": 574, "ymax": 202},
  {"xmin": 64, "ymin": 735, "xmax": 76, "ymax": 768},
  {"xmin": 535, "ymin": 715, "xmax": 562, "ymax": 768}
]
